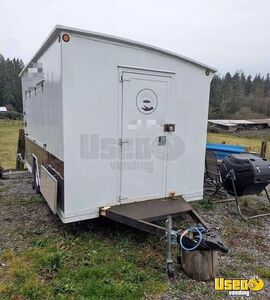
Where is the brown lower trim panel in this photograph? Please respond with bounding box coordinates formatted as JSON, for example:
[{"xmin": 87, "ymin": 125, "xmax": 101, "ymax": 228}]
[{"xmin": 25, "ymin": 136, "xmax": 64, "ymax": 211}]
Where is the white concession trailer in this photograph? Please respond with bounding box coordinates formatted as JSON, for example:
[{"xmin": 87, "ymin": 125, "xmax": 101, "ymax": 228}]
[{"xmin": 19, "ymin": 25, "xmax": 216, "ymax": 224}]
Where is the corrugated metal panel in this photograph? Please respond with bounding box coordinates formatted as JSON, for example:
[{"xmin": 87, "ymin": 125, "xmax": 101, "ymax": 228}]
[
  {"xmin": 208, "ymin": 120, "xmax": 237, "ymax": 127},
  {"xmin": 209, "ymin": 119, "xmax": 270, "ymax": 127},
  {"xmin": 248, "ymin": 119, "xmax": 270, "ymax": 124}
]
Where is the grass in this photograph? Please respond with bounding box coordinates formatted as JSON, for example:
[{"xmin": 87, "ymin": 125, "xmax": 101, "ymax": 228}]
[
  {"xmin": 254, "ymin": 267, "xmax": 270, "ymax": 279},
  {"xmin": 1, "ymin": 123, "xmax": 270, "ymax": 298},
  {"xmin": 0, "ymin": 226, "xmax": 166, "ymax": 300},
  {"xmin": 0, "ymin": 121, "xmax": 167, "ymax": 299},
  {"xmin": 235, "ymin": 252, "xmax": 255, "ymax": 263},
  {"xmin": 0, "ymin": 120, "xmax": 22, "ymax": 169},
  {"xmin": 207, "ymin": 132, "xmax": 270, "ymax": 158}
]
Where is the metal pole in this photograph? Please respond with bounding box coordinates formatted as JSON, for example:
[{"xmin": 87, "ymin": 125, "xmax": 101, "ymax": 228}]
[
  {"xmin": 166, "ymin": 216, "xmax": 174, "ymax": 277},
  {"xmin": 167, "ymin": 216, "xmax": 172, "ymax": 263}
]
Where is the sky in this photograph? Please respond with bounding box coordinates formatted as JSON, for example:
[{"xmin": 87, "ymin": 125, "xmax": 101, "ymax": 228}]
[{"xmin": 0, "ymin": 0, "xmax": 269, "ymax": 76}]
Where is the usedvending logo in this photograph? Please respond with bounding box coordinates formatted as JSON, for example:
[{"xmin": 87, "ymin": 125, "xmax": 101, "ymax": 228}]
[
  {"xmin": 136, "ymin": 88, "xmax": 158, "ymax": 115},
  {"xmin": 214, "ymin": 277, "xmax": 264, "ymax": 297}
]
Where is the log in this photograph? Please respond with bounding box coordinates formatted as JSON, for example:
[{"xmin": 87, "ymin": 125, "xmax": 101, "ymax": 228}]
[{"xmin": 182, "ymin": 250, "xmax": 218, "ymax": 281}]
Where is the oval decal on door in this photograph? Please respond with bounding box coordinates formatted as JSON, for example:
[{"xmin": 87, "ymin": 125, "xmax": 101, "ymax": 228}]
[{"xmin": 136, "ymin": 89, "xmax": 158, "ymax": 115}]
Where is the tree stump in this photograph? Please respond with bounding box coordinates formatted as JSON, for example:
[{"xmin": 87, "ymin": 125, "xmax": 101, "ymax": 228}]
[{"xmin": 182, "ymin": 250, "xmax": 218, "ymax": 281}]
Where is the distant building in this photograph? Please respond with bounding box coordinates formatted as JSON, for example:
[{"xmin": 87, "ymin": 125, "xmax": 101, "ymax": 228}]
[
  {"xmin": 0, "ymin": 107, "xmax": 7, "ymax": 112},
  {"xmin": 208, "ymin": 119, "xmax": 270, "ymax": 132}
]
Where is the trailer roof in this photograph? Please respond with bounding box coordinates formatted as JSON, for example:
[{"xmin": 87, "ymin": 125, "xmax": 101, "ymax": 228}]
[{"xmin": 19, "ymin": 25, "xmax": 217, "ymax": 77}]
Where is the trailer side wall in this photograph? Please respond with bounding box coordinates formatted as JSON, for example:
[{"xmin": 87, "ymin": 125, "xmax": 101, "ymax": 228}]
[{"xmin": 61, "ymin": 32, "xmax": 213, "ymax": 222}]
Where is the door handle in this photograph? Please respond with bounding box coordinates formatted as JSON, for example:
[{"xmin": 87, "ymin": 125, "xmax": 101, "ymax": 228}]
[{"xmin": 119, "ymin": 139, "xmax": 129, "ymax": 145}]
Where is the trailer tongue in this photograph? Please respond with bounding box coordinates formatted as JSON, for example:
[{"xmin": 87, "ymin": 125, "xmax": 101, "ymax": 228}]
[
  {"xmin": 101, "ymin": 196, "xmax": 203, "ymax": 224},
  {"xmin": 100, "ymin": 196, "xmax": 228, "ymax": 277}
]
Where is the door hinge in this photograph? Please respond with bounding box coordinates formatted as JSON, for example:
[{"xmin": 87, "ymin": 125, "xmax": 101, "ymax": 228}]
[
  {"xmin": 120, "ymin": 75, "xmax": 130, "ymax": 82},
  {"xmin": 118, "ymin": 196, "xmax": 128, "ymax": 201}
]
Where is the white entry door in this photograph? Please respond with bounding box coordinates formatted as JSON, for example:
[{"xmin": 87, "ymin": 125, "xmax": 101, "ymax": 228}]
[{"xmin": 120, "ymin": 71, "xmax": 171, "ymax": 203}]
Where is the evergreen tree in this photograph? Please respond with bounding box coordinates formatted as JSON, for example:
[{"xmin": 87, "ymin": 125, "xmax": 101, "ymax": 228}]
[
  {"xmin": 0, "ymin": 54, "xmax": 24, "ymax": 112},
  {"xmin": 245, "ymin": 75, "xmax": 252, "ymax": 97},
  {"xmin": 0, "ymin": 52, "xmax": 270, "ymax": 120},
  {"xmin": 264, "ymin": 73, "xmax": 270, "ymax": 97},
  {"xmin": 209, "ymin": 72, "xmax": 270, "ymax": 119}
]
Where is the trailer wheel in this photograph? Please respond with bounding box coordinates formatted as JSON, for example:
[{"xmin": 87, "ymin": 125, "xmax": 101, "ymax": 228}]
[{"xmin": 167, "ymin": 262, "xmax": 174, "ymax": 278}]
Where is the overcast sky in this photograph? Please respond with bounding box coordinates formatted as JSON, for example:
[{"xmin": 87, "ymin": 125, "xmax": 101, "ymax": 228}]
[{"xmin": 0, "ymin": 0, "xmax": 269, "ymax": 76}]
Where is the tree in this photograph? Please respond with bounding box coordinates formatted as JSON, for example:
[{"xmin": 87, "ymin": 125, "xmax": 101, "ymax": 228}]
[
  {"xmin": 264, "ymin": 73, "xmax": 270, "ymax": 97},
  {"xmin": 0, "ymin": 54, "xmax": 24, "ymax": 112},
  {"xmin": 209, "ymin": 72, "xmax": 270, "ymax": 119},
  {"xmin": 245, "ymin": 75, "xmax": 252, "ymax": 97}
]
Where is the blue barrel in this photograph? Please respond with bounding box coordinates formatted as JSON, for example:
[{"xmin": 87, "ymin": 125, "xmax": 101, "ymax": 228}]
[{"xmin": 206, "ymin": 143, "xmax": 247, "ymax": 160}]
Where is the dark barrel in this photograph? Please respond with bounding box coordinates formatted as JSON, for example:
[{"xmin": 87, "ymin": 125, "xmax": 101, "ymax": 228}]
[{"xmin": 220, "ymin": 153, "xmax": 270, "ymax": 196}]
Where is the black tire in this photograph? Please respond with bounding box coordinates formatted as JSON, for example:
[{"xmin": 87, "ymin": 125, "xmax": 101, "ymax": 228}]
[
  {"xmin": 167, "ymin": 263, "xmax": 174, "ymax": 278},
  {"xmin": 36, "ymin": 185, "xmax": 40, "ymax": 193}
]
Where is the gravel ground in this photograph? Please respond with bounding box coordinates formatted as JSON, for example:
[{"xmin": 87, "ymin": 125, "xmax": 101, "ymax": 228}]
[
  {"xmin": 0, "ymin": 173, "xmax": 64, "ymax": 252},
  {"xmin": 165, "ymin": 195, "xmax": 270, "ymax": 300},
  {"xmin": 0, "ymin": 172, "xmax": 270, "ymax": 299}
]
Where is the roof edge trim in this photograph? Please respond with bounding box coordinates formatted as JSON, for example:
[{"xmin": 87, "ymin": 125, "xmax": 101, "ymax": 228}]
[{"xmin": 19, "ymin": 25, "xmax": 217, "ymax": 77}]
